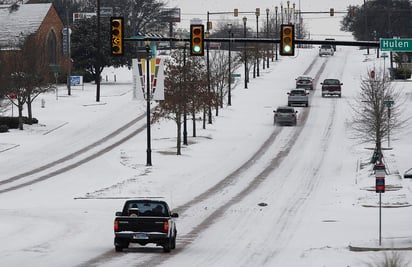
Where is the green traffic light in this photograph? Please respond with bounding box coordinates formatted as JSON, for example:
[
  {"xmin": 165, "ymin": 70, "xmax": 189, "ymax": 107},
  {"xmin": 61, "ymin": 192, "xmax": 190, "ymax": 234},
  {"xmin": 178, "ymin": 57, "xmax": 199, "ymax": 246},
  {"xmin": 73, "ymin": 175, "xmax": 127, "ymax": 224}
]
[
  {"xmin": 284, "ymin": 45, "xmax": 291, "ymax": 53},
  {"xmin": 193, "ymin": 45, "xmax": 201, "ymax": 53}
]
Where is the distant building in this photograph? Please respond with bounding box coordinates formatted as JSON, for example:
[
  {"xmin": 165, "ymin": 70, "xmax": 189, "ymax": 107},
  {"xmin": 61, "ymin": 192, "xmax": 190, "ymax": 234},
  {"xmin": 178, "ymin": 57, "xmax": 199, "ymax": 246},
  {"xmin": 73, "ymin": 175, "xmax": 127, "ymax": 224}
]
[{"xmin": 0, "ymin": 2, "xmax": 70, "ymax": 76}]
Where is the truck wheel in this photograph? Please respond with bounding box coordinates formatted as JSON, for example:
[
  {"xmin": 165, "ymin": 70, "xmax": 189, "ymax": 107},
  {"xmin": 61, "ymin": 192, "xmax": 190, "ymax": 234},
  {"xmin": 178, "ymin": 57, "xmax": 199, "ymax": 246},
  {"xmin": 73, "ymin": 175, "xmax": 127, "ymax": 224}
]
[
  {"xmin": 171, "ymin": 236, "xmax": 176, "ymax": 249},
  {"xmin": 163, "ymin": 238, "xmax": 173, "ymax": 253},
  {"xmin": 115, "ymin": 245, "xmax": 123, "ymax": 252},
  {"xmin": 305, "ymin": 102, "xmax": 308, "ymax": 107}
]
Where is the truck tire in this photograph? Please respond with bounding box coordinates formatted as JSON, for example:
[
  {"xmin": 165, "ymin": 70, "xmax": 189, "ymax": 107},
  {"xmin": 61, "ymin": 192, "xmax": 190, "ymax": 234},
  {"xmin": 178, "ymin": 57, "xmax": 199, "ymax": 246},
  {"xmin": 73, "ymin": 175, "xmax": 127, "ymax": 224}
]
[
  {"xmin": 163, "ymin": 241, "xmax": 171, "ymax": 253},
  {"xmin": 171, "ymin": 236, "xmax": 176, "ymax": 249},
  {"xmin": 115, "ymin": 245, "xmax": 123, "ymax": 252}
]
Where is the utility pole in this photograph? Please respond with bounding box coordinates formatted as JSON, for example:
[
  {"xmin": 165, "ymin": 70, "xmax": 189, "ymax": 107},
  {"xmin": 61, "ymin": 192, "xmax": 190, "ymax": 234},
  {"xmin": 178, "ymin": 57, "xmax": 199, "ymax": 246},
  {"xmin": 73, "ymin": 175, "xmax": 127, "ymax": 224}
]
[{"xmin": 96, "ymin": 0, "xmax": 101, "ymax": 102}]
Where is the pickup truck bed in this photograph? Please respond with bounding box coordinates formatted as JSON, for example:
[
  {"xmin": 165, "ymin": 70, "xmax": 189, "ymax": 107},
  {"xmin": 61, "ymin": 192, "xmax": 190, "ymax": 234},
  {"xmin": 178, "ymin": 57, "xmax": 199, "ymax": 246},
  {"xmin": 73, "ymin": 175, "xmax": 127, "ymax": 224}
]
[{"xmin": 114, "ymin": 199, "xmax": 179, "ymax": 252}]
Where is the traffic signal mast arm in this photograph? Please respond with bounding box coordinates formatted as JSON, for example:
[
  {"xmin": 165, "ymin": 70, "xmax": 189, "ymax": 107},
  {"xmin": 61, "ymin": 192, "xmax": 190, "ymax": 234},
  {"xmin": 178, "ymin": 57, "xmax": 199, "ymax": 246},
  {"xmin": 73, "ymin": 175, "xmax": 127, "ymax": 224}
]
[{"xmin": 124, "ymin": 36, "xmax": 380, "ymax": 48}]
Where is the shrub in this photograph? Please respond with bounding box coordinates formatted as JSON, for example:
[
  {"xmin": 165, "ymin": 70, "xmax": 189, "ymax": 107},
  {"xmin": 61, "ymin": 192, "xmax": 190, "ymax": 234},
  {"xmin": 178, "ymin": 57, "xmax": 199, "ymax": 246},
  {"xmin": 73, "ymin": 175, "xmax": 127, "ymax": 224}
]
[
  {"xmin": 0, "ymin": 117, "xmax": 19, "ymax": 128},
  {"xmin": 0, "ymin": 116, "xmax": 38, "ymax": 129},
  {"xmin": 0, "ymin": 124, "xmax": 9, "ymax": 133},
  {"xmin": 392, "ymin": 67, "xmax": 412, "ymax": 79}
]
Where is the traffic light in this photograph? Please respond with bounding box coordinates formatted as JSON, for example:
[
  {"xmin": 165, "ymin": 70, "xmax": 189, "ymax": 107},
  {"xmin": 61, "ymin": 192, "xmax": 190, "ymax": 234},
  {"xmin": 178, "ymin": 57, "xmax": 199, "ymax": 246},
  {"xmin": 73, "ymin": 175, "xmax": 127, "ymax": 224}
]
[
  {"xmin": 190, "ymin": 24, "xmax": 204, "ymax": 56},
  {"xmin": 280, "ymin": 24, "xmax": 295, "ymax": 56},
  {"xmin": 330, "ymin": 8, "xmax": 334, "ymax": 16},
  {"xmin": 234, "ymin": 8, "xmax": 238, "ymax": 17},
  {"xmin": 110, "ymin": 17, "xmax": 123, "ymax": 56}
]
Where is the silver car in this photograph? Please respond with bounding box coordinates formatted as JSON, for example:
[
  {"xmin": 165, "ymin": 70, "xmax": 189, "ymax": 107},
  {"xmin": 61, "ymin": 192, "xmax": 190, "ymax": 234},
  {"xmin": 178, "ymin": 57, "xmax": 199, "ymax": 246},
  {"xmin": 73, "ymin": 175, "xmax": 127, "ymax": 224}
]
[{"xmin": 273, "ymin": 106, "xmax": 298, "ymax": 126}]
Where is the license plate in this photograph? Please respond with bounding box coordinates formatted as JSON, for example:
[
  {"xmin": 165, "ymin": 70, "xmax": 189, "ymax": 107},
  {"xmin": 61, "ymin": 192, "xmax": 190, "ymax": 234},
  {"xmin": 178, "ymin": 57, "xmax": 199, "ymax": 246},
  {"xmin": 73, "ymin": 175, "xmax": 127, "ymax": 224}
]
[{"xmin": 133, "ymin": 233, "xmax": 148, "ymax": 239}]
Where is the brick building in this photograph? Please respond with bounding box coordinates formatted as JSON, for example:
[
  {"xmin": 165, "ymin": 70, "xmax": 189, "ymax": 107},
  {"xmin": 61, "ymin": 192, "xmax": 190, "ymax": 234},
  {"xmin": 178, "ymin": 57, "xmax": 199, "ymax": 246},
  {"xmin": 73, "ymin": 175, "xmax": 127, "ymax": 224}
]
[{"xmin": 0, "ymin": 2, "xmax": 69, "ymax": 77}]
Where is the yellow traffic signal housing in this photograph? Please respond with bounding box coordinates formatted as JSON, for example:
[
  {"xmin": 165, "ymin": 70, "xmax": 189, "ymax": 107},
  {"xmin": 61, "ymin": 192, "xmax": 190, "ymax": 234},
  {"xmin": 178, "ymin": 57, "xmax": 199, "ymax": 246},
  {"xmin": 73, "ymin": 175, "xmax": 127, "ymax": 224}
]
[
  {"xmin": 110, "ymin": 17, "xmax": 123, "ymax": 55},
  {"xmin": 234, "ymin": 8, "xmax": 238, "ymax": 17},
  {"xmin": 280, "ymin": 24, "xmax": 295, "ymax": 56},
  {"xmin": 190, "ymin": 24, "xmax": 204, "ymax": 56}
]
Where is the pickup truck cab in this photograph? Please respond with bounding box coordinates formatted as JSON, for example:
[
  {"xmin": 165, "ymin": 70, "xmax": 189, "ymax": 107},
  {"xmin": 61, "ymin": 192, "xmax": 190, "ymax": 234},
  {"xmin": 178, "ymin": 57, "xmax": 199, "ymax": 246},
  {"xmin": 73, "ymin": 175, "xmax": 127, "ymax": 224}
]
[
  {"xmin": 321, "ymin": 78, "xmax": 342, "ymax": 97},
  {"xmin": 287, "ymin": 88, "xmax": 309, "ymax": 107},
  {"xmin": 114, "ymin": 199, "xmax": 179, "ymax": 252}
]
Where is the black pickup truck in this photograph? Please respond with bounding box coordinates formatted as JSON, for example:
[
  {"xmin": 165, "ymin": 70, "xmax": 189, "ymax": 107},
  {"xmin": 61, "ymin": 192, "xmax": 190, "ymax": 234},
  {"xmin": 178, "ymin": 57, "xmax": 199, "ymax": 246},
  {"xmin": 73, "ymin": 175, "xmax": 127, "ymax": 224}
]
[{"xmin": 113, "ymin": 199, "xmax": 179, "ymax": 252}]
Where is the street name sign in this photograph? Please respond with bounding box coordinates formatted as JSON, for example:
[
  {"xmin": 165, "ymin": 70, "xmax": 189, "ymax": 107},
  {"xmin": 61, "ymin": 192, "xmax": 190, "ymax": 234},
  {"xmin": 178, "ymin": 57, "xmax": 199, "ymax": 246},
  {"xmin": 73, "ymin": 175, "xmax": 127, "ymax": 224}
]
[{"xmin": 380, "ymin": 38, "xmax": 412, "ymax": 52}]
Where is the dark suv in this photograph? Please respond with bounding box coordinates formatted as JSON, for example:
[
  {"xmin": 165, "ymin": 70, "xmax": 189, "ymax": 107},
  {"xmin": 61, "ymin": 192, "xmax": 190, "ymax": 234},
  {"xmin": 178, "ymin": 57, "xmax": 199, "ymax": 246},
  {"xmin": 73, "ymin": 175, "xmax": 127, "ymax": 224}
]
[
  {"xmin": 295, "ymin": 75, "xmax": 314, "ymax": 90},
  {"xmin": 273, "ymin": 106, "xmax": 298, "ymax": 126}
]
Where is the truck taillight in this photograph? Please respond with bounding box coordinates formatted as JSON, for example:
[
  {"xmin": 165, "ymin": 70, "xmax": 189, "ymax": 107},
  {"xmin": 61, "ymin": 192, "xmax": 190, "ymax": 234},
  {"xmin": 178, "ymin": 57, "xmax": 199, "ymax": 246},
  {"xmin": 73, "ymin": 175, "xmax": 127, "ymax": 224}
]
[
  {"xmin": 114, "ymin": 220, "xmax": 119, "ymax": 231},
  {"xmin": 163, "ymin": 221, "xmax": 169, "ymax": 232}
]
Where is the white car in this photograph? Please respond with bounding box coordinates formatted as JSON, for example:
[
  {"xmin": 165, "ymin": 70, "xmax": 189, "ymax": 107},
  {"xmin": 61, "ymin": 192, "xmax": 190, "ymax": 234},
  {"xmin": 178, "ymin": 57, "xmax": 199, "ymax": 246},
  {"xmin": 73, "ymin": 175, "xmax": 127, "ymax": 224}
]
[{"xmin": 319, "ymin": 44, "xmax": 334, "ymax": 56}]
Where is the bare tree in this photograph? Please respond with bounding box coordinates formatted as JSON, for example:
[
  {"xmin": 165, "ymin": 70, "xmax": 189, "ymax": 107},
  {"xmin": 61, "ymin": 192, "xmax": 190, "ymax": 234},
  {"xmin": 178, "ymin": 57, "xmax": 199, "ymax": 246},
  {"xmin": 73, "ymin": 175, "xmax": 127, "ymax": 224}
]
[
  {"xmin": 351, "ymin": 68, "xmax": 408, "ymax": 163},
  {"xmin": 152, "ymin": 49, "xmax": 208, "ymax": 155},
  {"xmin": 0, "ymin": 36, "xmax": 54, "ymax": 130}
]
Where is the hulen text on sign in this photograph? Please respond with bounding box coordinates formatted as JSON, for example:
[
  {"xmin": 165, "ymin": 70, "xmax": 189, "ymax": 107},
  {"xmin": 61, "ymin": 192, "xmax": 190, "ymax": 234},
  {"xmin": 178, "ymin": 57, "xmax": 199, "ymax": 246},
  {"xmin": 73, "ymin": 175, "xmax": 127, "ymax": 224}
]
[{"xmin": 380, "ymin": 38, "xmax": 412, "ymax": 52}]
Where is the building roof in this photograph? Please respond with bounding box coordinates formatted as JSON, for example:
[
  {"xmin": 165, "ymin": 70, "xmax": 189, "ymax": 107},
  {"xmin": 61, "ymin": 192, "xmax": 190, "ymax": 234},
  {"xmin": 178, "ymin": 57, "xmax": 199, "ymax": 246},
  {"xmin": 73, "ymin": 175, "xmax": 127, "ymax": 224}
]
[{"xmin": 0, "ymin": 3, "xmax": 52, "ymax": 48}]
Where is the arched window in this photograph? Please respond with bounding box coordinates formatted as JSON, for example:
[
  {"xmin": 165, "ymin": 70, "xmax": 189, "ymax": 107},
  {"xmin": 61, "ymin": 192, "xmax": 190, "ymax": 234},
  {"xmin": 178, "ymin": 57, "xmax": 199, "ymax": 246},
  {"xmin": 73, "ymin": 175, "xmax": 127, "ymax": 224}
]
[{"xmin": 46, "ymin": 30, "xmax": 57, "ymax": 64}]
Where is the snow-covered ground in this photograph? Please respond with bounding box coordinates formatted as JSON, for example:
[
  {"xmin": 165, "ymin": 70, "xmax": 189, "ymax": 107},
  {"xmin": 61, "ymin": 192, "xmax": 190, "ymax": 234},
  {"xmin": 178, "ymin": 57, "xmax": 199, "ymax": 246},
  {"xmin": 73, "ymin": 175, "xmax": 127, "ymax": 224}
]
[{"xmin": 1, "ymin": 46, "xmax": 412, "ymax": 267}]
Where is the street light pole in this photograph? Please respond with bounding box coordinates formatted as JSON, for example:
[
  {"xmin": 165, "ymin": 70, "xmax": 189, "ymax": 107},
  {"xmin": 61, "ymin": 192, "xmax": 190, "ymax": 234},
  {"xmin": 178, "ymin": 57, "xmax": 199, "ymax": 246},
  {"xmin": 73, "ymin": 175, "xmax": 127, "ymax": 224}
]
[
  {"xmin": 96, "ymin": 0, "xmax": 101, "ymax": 102},
  {"xmin": 275, "ymin": 6, "xmax": 278, "ymax": 61},
  {"xmin": 145, "ymin": 43, "xmax": 152, "ymax": 166},
  {"xmin": 183, "ymin": 42, "xmax": 188, "ymax": 145},
  {"xmin": 256, "ymin": 8, "xmax": 260, "ymax": 77},
  {"xmin": 228, "ymin": 23, "xmax": 232, "ymax": 106},
  {"xmin": 266, "ymin": 8, "xmax": 270, "ymax": 68},
  {"xmin": 243, "ymin": 16, "xmax": 248, "ymax": 89},
  {"xmin": 65, "ymin": 2, "xmax": 71, "ymax": 96},
  {"xmin": 206, "ymin": 12, "xmax": 212, "ymax": 124}
]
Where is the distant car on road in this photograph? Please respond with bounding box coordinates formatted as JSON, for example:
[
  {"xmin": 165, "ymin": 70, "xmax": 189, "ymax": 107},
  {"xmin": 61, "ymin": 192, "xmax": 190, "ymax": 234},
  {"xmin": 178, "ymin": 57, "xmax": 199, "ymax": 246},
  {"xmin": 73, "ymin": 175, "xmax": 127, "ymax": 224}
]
[
  {"xmin": 273, "ymin": 106, "xmax": 298, "ymax": 126},
  {"xmin": 325, "ymin": 38, "xmax": 337, "ymax": 51},
  {"xmin": 288, "ymin": 88, "xmax": 309, "ymax": 107},
  {"xmin": 319, "ymin": 44, "xmax": 334, "ymax": 56},
  {"xmin": 295, "ymin": 75, "xmax": 314, "ymax": 90},
  {"xmin": 321, "ymin": 78, "xmax": 342, "ymax": 97}
]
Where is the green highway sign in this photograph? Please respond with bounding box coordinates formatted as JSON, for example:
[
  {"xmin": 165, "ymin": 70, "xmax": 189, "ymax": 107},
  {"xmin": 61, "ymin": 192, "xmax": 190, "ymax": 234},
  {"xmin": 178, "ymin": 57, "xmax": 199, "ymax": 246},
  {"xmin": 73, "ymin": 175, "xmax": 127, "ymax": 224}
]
[
  {"xmin": 384, "ymin": 100, "xmax": 394, "ymax": 107},
  {"xmin": 231, "ymin": 73, "xmax": 241, "ymax": 78},
  {"xmin": 380, "ymin": 38, "xmax": 412, "ymax": 52}
]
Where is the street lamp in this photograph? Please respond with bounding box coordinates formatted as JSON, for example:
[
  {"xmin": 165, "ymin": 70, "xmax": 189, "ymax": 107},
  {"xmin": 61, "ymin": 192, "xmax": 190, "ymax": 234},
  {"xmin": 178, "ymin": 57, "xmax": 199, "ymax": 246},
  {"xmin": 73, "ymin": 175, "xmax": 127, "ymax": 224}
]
[
  {"xmin": 256, "ymin": 8, "xmax": 260, "ymax": 77},
  {"xmin": 206, "ymin": 12, "xmax": 212, "ymax": 124},
  {"xmin": 287, "ymin": 1, "xmax": 290, "ymax": 23},
  {"xmin": 145, "ymin": 41, "xmax": 152, "ymax": 166},
  {"xmin": 266, "ymin": 8, "xmax": 270, "ymax": 68},
  {"xmin": 243, "ymin": 16, "xmax": 248, "ymax": 89},
  {"xmin": 275, "ymin": 6, "xmax": 278, "ymax": 61},
  {"xmin": 228, "ymin": 23, "xmax": 232, "ymax": 106}
]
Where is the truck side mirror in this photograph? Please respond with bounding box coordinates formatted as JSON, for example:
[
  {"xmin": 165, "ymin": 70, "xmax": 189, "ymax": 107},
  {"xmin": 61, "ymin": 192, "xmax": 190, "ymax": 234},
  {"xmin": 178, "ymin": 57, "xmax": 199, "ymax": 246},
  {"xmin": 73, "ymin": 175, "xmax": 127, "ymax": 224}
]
[
  {"xmin": 171, "ymin": 212, "xmax": 179, "ymax": 218},
  {"xmin": 115, "ymin": 211, "xmax": 122, "ymax": 216}
]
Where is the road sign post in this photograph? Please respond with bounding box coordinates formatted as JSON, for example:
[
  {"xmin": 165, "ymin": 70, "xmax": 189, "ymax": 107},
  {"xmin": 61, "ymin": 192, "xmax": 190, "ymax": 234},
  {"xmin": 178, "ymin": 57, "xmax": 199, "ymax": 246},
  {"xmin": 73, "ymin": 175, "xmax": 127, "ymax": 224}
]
[{"xmin": 374, "ymin": 163, "xmax": 385, "ymax": 246}]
